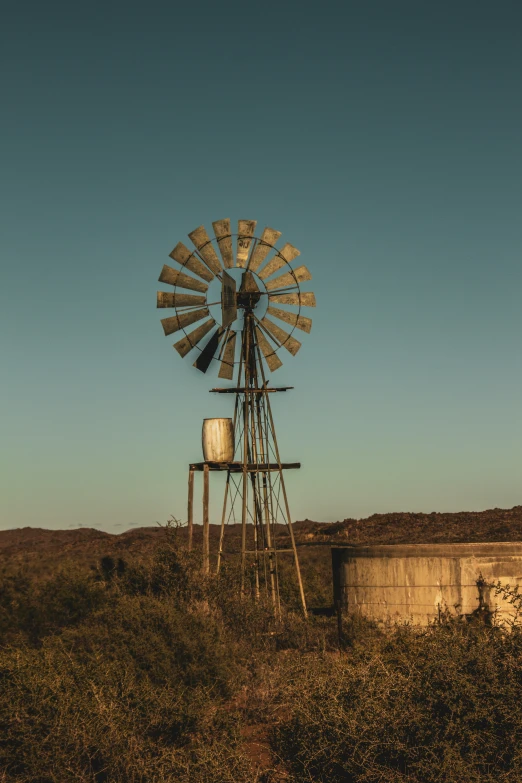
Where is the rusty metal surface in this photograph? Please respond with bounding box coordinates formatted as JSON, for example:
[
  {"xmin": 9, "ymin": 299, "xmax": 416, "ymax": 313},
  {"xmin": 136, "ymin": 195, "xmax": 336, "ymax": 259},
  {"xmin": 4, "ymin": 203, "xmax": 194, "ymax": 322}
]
[
  {"xmin": 169, "ymin": 242, "xmax": 214, "ymax": 283},
  {"xmin": 173, "ymin": 318, "xmax": 215, "ymax": 357},
  {"xmin": 156, "ymin": 292, "xmax": 206, "ymax": 308},
  {"xmin": 265, "ymin": 264, "xmax": 312, "ymax": 291},
  {"xmin": 248, "ymin": 226, "xmax": 282, "ymax": 272},
  {"xmin": 193, "ymin": 326, "xmax": 225, "ymax": 373},
  {"xmin": 218, "ymin": 331, "xmax": 236, "ymax": 379},
  {"xmin": 160, "ymin": 307, "xmax": 210, "ymax": 336},
  {"xmin": 158, "ymin": 264, "xmax": 208, "ymax": 293},
  {"xmin": 258, "ymin": 243, "xmax": 300, "ymax": 280},
  {"xmin": 212, "ymin": 218, "xmax": 234, "ymax": 268},
  {"xmin": 267, "ymin": 305, "xmax": 312, "ymax": 333},
  {"xmin": 268, "ymin": 291, "xmax": 316, "ymax": 307},
  {"xmin": 255, "ymin": 326, "xmax": 283, "ymax": 371},
  {"xmin": 221, "ymin": 271, "xmax": 237, "ymax": 328},
  {"xmin": 236, "ymin": 219, "xmax": 257, "ymax": 267},
  {"xmin": 188, "ymin": 225, "xmax": 222, "ymax": 275},
  {"xmin": 260, "ymin": 316, "xmax": 302, "ymax": 355}
]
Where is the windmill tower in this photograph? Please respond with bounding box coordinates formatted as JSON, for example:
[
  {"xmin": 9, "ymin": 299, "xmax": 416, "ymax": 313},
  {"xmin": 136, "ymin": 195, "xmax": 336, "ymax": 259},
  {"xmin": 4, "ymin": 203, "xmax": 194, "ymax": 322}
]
[{"xmin": 156, "ymin": 219, "xmax": 316, "ymax": 617}]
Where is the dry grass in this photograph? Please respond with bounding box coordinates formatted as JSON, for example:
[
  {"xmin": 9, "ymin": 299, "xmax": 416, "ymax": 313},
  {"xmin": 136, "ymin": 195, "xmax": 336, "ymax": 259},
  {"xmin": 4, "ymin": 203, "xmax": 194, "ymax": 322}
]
[{"xmin": 2, "ymin": 522, "xmax": 522, "ymax": 781}]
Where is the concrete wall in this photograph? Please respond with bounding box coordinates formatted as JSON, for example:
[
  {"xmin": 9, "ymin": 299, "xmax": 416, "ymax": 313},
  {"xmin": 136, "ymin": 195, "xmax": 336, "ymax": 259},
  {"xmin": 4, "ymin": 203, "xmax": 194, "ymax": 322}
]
[{"xmin": 332, "ymin": 542, "xmax": 522, "ymax": 626}]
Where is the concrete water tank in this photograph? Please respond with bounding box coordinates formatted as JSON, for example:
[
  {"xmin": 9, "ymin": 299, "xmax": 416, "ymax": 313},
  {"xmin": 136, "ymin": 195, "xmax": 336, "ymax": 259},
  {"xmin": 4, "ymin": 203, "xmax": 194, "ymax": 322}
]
[
  {"xmin": 332, "ymin": 542, "xmax": 522, "ymax": 626},
  {"xmin": 202, "ymin": 418, "xmax": 234, "ymax": 462}
]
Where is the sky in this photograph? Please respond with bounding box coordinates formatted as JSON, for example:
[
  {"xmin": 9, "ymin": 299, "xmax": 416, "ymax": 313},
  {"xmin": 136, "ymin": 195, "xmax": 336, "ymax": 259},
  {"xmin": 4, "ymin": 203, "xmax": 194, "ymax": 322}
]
[{"xmin": 1, "ymin": 0, "xmax": 521, "ymax": 532}]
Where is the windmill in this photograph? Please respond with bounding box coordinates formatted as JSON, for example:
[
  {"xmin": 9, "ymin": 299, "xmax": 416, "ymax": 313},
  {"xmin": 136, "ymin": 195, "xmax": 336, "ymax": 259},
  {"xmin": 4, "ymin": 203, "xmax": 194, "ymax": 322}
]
[{"xmin": 156, "ymin": 219, "xmax": 316, "ymax": 617}]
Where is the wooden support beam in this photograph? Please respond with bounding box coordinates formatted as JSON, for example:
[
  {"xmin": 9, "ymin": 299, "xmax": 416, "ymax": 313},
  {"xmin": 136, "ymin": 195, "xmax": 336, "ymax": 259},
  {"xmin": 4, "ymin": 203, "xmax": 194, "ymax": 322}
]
[
  {"xmin": 187, "ymin": 469, "xmax": 194, "ymax": 552},
  {"xmin": 189, "ymin": 461, "xmax": 300, "ymax": 472},
  {"xmin": 202, "ymin": 463, "xmax": 209, "ymax": 573}
]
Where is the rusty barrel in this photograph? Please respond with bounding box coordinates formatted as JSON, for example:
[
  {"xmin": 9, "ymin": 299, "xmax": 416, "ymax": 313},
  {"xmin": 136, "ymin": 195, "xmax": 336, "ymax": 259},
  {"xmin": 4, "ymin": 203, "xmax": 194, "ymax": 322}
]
[{"xmin": 202, "ymin": 418, "xmax": 234, "ymax": 462}]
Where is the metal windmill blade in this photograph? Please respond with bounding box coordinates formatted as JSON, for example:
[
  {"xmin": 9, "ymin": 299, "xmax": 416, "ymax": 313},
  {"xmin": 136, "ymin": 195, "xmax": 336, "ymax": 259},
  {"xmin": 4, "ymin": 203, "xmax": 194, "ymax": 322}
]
[
  {"xmin": 218, "ymin": 330, "xmax": 237, "ymax": 379},
  {"xmin": 170, "ymin": 242, "xmax": 214, "ymax": 283},
  {"xmin": 212, "ymin": 219, "xmax": 234, "ymax": 268},
  {"xmin": 236, "ymin": 220, "xmax": 257, "ymax": 268},
  {"xmin": 257, "ymin": 243, "xmax": 300, "ymax": 281},
  {"xmin": 188, "ymin": 225, "xmax": 222, "ymax": 276},
  {"xmin": 255, "ymin": 326, "xmax": 283, "ymax": 371},
  {"xmin": 160, "ymin": 307, "xmax": 211, "ymax": 336},
  {"xmin": 173, "ymin": 318, "xmax": 215, "ymax": 357},
  {"xmin": 268, "ymin": 292, "xmax": 316, "ymax": 307},
  {"xmin": 265, "ymin": 265, "xmax": 312, "ymax": 291},
  {"xmin": 248, "ymin": 227, "xmax": 282, "ymax": 273},
  {"xmin": 156, "ymin": 292, "xmax": 207, "ymax": 309},
  {"xmin": 259, "ymin": 316, "xmax": 302, "ymax": 356},
  {"xmin": 267, "ymin": 305, "xmax": 312, "ymax": 333},
  {"xmin": 158, "ymin": 265, "xmax": 208, "ymax": 294}
]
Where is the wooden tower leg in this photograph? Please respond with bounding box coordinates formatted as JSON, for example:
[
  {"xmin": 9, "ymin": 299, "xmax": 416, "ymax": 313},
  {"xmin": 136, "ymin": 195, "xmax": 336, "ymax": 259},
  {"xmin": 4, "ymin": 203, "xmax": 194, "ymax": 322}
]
[
  {"xmin": 216, "ymin": 472, "xmax": 230, "ymax": 574},
  {"xmin": 187, "ymin": 469, "xmax": 194, "ymax": 552},
  {"xmin": 202, "ymin": 463, "xmax": 210, "ymax": 574}
]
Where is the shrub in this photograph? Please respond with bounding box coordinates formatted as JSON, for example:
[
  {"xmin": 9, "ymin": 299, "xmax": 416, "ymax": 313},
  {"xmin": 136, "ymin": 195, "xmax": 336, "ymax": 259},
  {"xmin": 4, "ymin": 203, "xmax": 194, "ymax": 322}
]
[
  {"xmin": 59, "ymin": 593, "xmax": 236, "ymax": 695},
  {"xmin": 0, "ymin": 641, "xmax": 253, "ymax": 782},
  {"xmin": 0, "ymin": 568, "xmax": 107, "ymax": 645},
  {"xmin": 270, "ymin": 619, "xmax": 522, "ymax": 782}
]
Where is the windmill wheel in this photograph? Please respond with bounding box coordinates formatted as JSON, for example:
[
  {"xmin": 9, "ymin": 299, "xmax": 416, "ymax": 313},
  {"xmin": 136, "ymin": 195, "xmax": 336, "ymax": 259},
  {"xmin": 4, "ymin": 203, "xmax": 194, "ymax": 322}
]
[{"xmin": 156, "ymin": 219, "xmax": 316, "ymax": 379}]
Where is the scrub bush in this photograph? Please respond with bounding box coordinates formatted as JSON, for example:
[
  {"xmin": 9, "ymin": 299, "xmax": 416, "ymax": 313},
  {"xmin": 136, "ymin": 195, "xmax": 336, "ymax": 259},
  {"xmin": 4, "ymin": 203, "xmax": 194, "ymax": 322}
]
[{"xmin": 271, "ymin": 618, "xmax": 522, "ymax": 782}]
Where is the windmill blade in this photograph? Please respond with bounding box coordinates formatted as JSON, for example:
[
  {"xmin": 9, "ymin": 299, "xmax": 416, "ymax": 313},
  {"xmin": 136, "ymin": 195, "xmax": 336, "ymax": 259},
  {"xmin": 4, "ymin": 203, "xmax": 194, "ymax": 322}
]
[
  {"xmin": 255, "ymin": 326, "xmax": 283, "ymax": 372},
  {"xmin": 157, "ymin": 292, "xmax": 206, "ymax": 308},
  {"xmin": 221, "ymin": 271, "xmax": 237, "ymax": 328},
  {"xmin": 265, "ymin": 265, "xmax": 312, "ymax": 291},
  {"xmin": 248, "ymin": 226, "xmax": 282, "ymax": 273},
  {"xmin": 236, "ymin": 219, "xmax": 257, "ymax": 268},
  {"xmin": 188, "ymin": 225, "xmax": 222, "ymax": 276},
  {"xmin": 161, "ymin": 307, "xmax": 210, "ymax": 336},
  {"xmin": 173, "ymin": 318, "xmax": 215, "ymax": 358},
  {"xmin": 258, "ymin": 243, "xmax": 300, "ymax": 281},
  {"xmin": 269, "ymin": 291, "xmax": 316, "ymax": 307},
  {"xmin": 193, "ymin": 327, "xmax": 225, "ymax": 373},
  {"xmin": 170, "ymin": 242, "xmax": 214, "ymax": 283},
  {"xmin": 259, "ymin": 316, "xmax": 302, "ymax": 356},
  {"xmin": 267, "ymin": 305, "xmax": 312, "ymax": 334},
  {"xmin": 212, "ymin": 219, "xmax": 234, "ymax": 269},
  {"xmin": 158, "ymin": 265, "xmax": 208, "ymax": 294},
  {"xmin": 218, "ymin": 331, "xmax": 236, "ymax": 380}
]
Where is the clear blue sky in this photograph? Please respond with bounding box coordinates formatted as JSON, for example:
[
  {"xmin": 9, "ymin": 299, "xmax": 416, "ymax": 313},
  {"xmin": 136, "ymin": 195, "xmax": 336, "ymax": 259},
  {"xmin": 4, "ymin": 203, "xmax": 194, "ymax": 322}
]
[{"xmin": 2, "ymin": 0, "xmax": 521, "ymax": 532}]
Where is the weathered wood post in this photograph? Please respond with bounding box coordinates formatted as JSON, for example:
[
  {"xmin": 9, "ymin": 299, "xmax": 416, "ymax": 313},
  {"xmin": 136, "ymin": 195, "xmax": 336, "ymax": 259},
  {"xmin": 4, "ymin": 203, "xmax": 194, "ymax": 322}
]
[
  {"xmin": 202, "ymin": 463, "xmax": 210, "ymax": 573},
  {"xmin": 187, "ymin": 469, "xmax": 194, "ymax": 551}
]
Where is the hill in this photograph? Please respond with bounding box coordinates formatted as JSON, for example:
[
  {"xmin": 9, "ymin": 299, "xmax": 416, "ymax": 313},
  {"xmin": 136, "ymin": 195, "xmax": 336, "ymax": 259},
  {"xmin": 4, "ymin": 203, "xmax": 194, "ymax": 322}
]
[
  {"xmin": 1, "ymin": 506, "xmax": 521, "ymax": 590},
  {"xmin": 2, "ymin": 506, "xmax": 522, "ymax": 562},
  {"xmin": 309, "ymin": 505, "xmax": 522, "ymax": 545}
]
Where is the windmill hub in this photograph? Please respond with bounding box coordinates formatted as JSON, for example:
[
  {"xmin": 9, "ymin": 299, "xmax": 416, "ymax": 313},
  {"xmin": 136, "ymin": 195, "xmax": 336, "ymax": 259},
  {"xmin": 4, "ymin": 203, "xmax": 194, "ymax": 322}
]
[{"xmin": 236, "ymin": 284, "xmax": 261, "ymax": 311}]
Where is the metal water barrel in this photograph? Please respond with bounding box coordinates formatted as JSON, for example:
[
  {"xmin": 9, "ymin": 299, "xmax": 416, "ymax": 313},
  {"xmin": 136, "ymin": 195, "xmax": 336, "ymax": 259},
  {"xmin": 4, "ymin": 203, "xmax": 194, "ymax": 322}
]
[{"xmin": 202, "ymin": 418, "xmax": 234, "ymax": 462}]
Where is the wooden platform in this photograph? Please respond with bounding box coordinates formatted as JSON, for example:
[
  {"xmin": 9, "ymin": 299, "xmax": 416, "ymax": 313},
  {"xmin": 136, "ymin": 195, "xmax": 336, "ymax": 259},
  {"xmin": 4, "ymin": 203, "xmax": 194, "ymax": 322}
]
[
  {"xmin": 189, "ymin": 461, "xmax": 300, "ymax": 472},
  {"xmin": 210, "ymin": 387, "xmax": 293, "ymax": 394}
]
